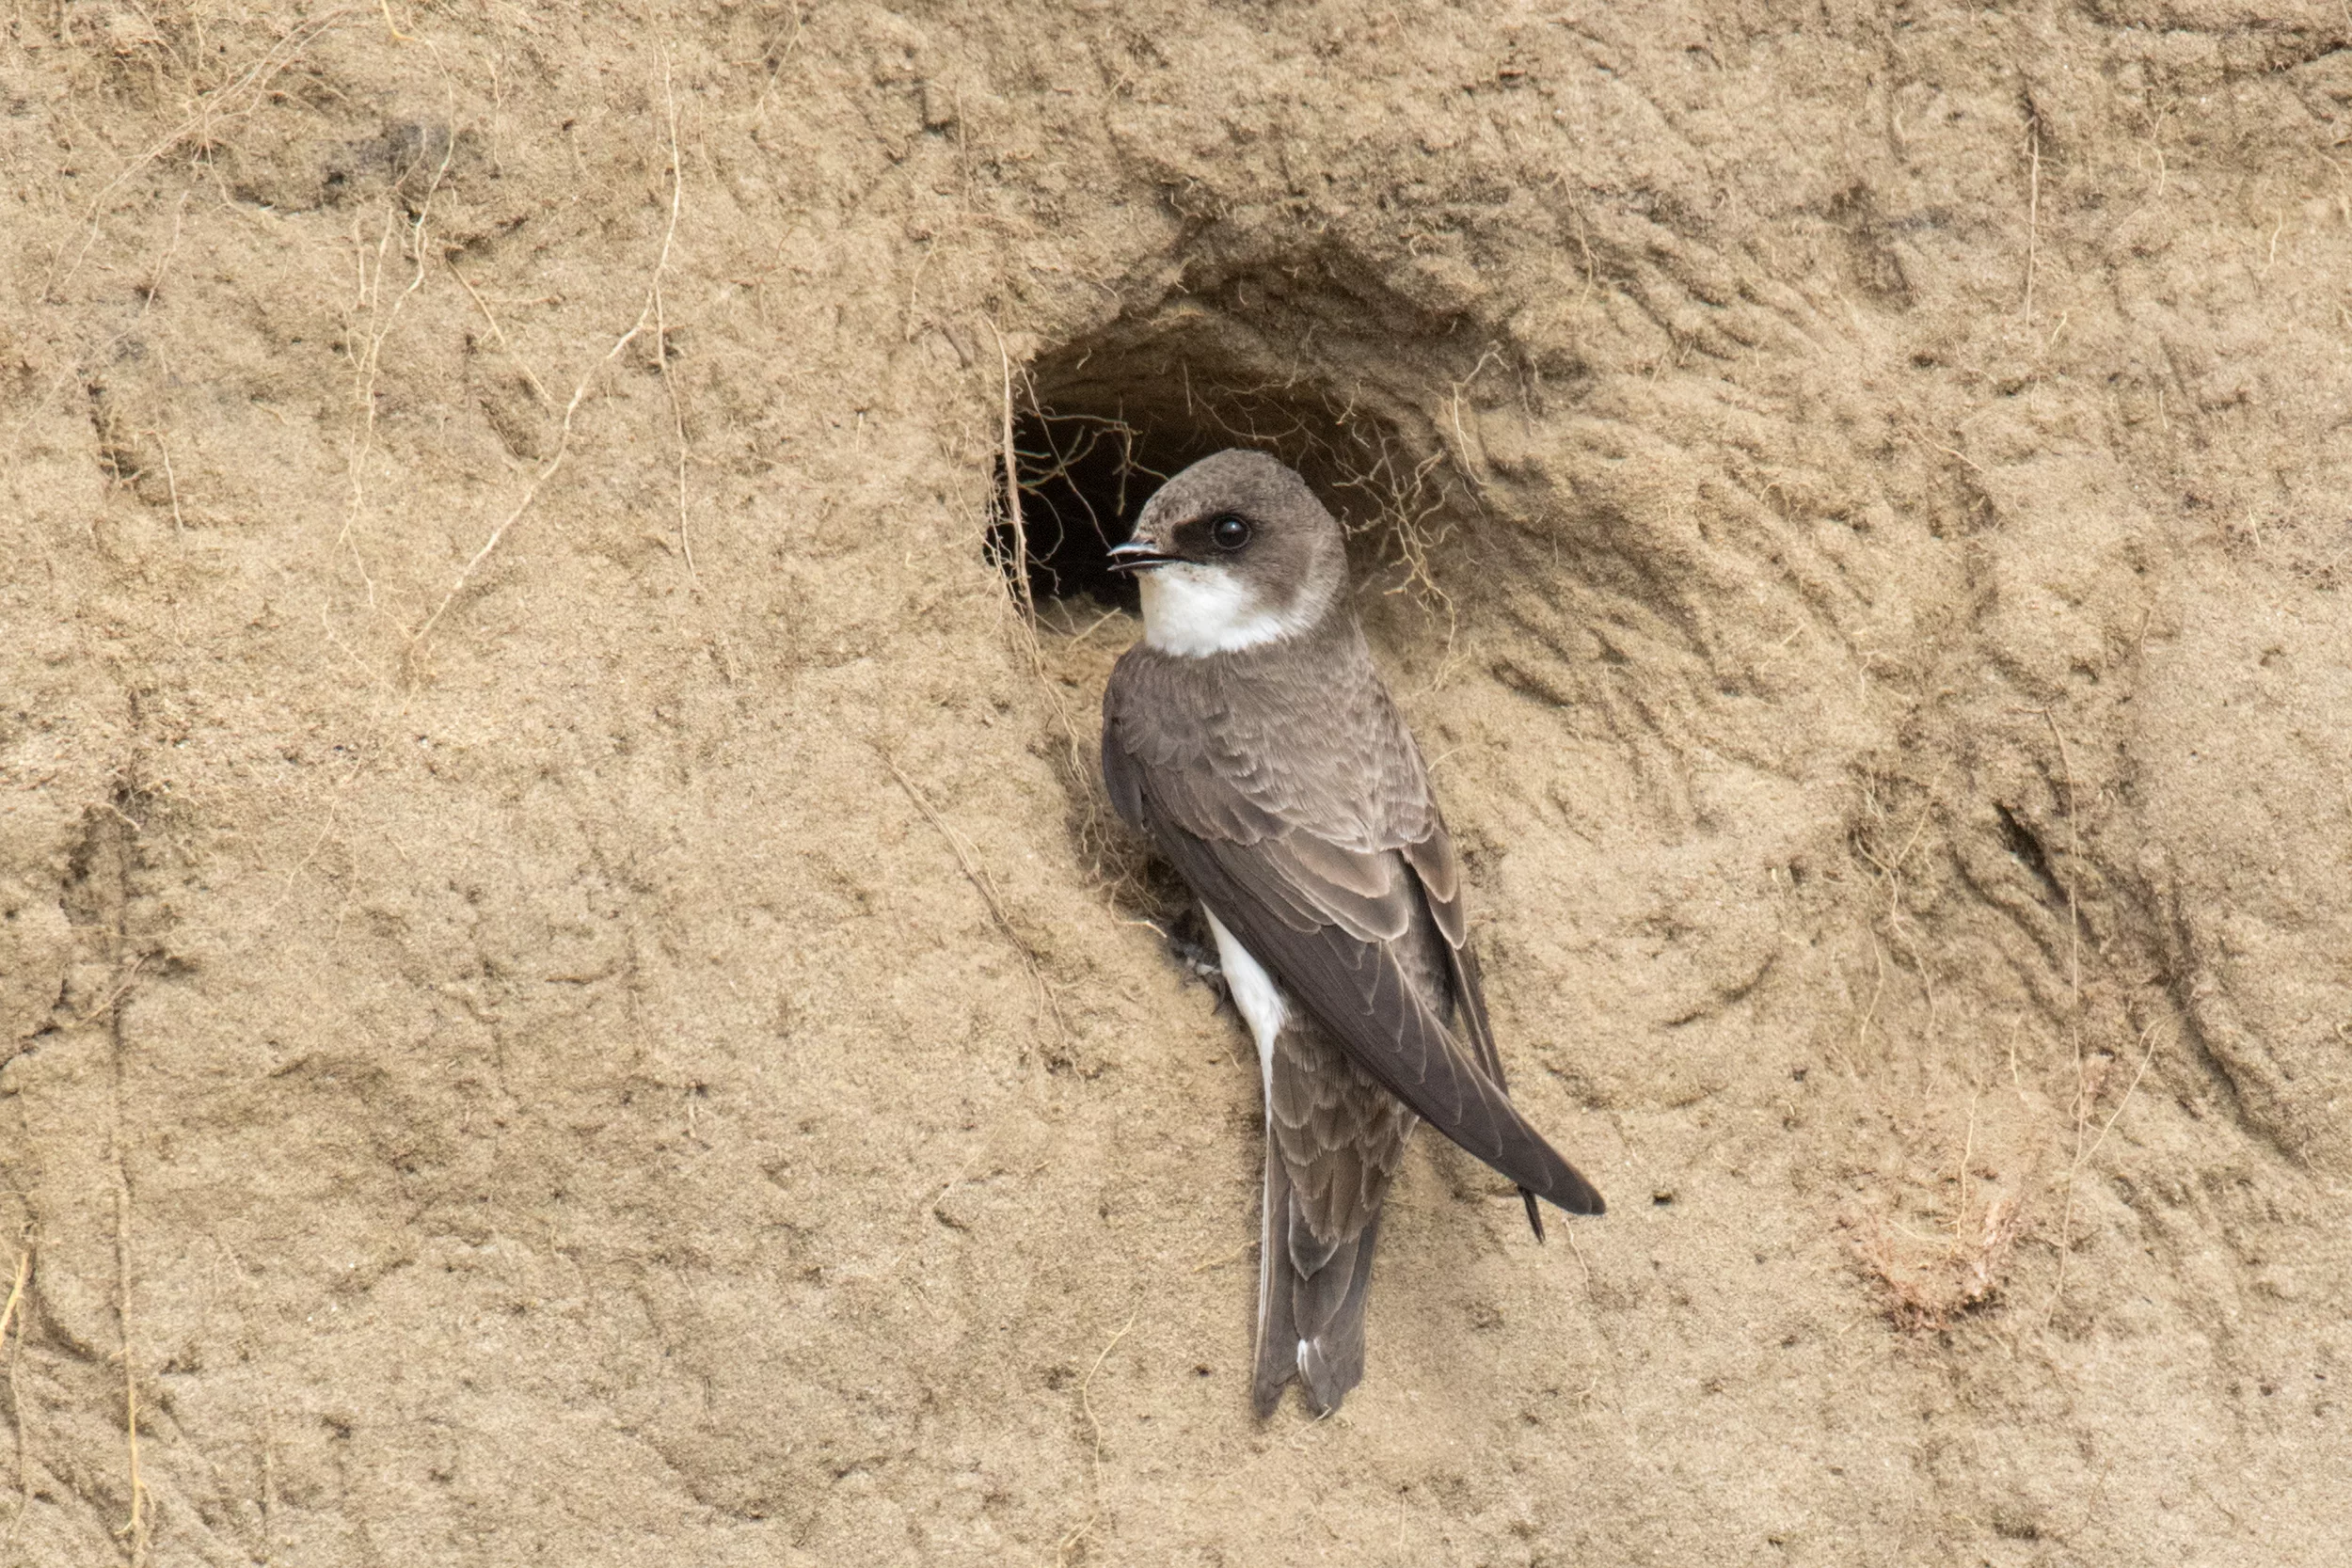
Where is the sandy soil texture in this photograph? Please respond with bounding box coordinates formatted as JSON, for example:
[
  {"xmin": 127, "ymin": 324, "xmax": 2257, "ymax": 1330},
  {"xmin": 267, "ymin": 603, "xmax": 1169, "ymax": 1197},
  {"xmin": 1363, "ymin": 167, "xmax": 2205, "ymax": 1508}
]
[{"xmin": 4, "ymin": 2, "xmax": 2349, "ymax": 1563}]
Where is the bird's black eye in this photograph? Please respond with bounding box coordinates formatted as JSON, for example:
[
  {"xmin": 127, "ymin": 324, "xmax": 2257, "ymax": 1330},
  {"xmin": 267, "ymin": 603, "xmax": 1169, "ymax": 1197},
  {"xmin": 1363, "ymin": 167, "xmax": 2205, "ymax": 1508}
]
[{"xmin": 1209, "ymin": 515, "xmax": 1252, "ymax": 551}]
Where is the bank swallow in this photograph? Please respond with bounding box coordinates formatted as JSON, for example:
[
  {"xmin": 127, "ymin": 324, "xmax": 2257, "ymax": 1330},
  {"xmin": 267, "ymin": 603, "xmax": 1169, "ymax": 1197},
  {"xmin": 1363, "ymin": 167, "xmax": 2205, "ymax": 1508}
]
[{"xmin": 1101, "ymin": 450, "xmax": 1604, "ymax": 1417}]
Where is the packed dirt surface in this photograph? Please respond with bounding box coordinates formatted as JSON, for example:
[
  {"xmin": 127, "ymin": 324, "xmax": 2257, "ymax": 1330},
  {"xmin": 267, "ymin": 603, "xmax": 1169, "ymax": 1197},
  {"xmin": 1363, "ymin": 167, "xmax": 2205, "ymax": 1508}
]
[{"xmin": 4, "ymin": 2, "xmax": 2349, "ymax": 1563}]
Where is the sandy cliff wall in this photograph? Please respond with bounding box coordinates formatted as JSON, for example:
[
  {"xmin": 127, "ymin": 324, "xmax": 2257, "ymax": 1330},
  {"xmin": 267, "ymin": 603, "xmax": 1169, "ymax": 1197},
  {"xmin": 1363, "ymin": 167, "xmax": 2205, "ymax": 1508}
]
[{"xmin": 3, "ymin": 2, "xmax": 2348, "ymax": 1563}]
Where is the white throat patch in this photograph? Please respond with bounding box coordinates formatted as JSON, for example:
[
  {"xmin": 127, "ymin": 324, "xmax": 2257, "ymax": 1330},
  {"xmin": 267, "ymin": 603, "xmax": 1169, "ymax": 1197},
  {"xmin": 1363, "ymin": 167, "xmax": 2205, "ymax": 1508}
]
[{"xmin": 1137, "ymin": 563, "xmax": 1306, "ymax": 657}]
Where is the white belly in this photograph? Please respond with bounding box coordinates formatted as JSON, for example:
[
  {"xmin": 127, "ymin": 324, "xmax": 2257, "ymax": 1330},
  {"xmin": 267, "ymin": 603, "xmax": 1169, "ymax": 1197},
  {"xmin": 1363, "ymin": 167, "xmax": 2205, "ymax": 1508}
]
[
  {"xmin": 1201, "ymin": 907, "xmax": 1284, "ymax": 1102},
  {"xmin": 1203, "ymin": 907, "xmax": 1317, "ymax": 1376}
]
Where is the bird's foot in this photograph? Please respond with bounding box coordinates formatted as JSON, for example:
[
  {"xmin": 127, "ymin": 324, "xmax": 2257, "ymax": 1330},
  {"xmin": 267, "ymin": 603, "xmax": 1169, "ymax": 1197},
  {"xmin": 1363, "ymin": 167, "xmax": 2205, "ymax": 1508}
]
[{"xmin": 1150, "ymin": 908, "xmax": 1231, "ymax": 1012}]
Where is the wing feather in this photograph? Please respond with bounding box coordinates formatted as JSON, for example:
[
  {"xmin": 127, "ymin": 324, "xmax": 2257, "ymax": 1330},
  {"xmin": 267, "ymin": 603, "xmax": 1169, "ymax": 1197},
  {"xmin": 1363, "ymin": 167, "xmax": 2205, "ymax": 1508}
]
[{"xmin": 1138, "ymin": 791, "xmax": 1604, "ymax": 1215}]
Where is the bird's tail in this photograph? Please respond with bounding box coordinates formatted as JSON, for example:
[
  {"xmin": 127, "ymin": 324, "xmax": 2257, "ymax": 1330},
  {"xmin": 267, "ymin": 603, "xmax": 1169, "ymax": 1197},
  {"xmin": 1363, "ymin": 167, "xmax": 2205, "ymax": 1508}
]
[{"xmin": 1251, "ymin": 1148, "xmax": 1386, "ymax": 1418}]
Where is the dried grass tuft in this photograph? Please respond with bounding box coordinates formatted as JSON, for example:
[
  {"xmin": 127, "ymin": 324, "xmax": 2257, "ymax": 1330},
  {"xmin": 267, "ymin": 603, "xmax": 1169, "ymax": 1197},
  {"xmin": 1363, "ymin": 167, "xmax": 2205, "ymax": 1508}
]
[{"xmin": 1855, "ymin": 1192, "xmax": 2022, "ymax": 1333}]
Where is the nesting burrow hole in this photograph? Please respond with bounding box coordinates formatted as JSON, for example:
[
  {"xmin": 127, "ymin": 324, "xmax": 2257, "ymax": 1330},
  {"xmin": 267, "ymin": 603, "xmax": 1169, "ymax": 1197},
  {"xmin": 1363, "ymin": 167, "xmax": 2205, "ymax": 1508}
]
[{"xmin": 987, "ymin": 322, "xmax": 1464, "ymax": 621}]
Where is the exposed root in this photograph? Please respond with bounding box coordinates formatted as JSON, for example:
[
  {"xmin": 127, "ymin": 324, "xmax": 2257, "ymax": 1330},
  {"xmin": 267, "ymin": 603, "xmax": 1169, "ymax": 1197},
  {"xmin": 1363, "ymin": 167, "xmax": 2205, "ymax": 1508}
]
[
  {"xmin": 405, "ymin": 55, "xmax": 686, "ymax": 677},
  {"xmin": 881, "ymin": 750, "xmax": 1073, "ymax": 1056},
  {"xmin": 447, "ymin": 255, "xmax": 552, "ymax": 406},
  {"xmin": 2, "ymin": 1240, "xmax": 28, "ymax": 1548},
  {"xmin": 987, "ymin": 319, "xmax": 1037, "ymax": 625},
  {"xmin": 40, "ymin": 8, "xmax": 360, "ymax": 302},
  {"xmin": 979, "ymin": 325, "xmax": 1104, "ymax": 872},
  {"xmin": 113, "ymin": 1184, "xmax": 146, "ymax": 1567},
  {"xmin": 338, "ymin": 82, "xmax": 456, "ymax": 617},
  {"xmin": 1056, "ymin": 1306, "xmax": 1138, "ymax": 1566},
  {"xmin": 650, "ymin": 68, "xmax": 697, "ymax": 588},
  {"xmin": 2029, "ymin": 706, "xmax": 2090, "ymax": 1322},
  {"xmin": 2023, "ymin": 111, "xmax": 2042, "ymax": 325}
]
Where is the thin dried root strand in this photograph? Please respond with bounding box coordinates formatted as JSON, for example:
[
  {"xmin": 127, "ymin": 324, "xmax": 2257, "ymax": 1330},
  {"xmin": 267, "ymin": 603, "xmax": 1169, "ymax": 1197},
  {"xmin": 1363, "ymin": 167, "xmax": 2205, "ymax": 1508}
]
[
  {"xmin": 340, "ymin": 79, "xmax": 458, "ymax": 611},
  {"xmin": 0, "ymin": 1249, "xmax": 26, "ymax": 1346},
  {"xmin": 1057, "ymin": 1306, "xmax": 1139, "ymax": 1564},
  {"xmin": 987, "ymin": 317, "xmax": 1037, "ymax": 624},
  {"xmin": 979, "ymin": 323, "xmax": 1096, "ymax": 791},
  {"xmin": 881, "ymin": 751, "xmax": 1072, "ymax": 1050},
  {"xmin": 406, "ymin": 55, "xmax": 686, "ymax": 673},
  {"xmin": 42, "ymin": 8, "xmax": 360, "ymax": 302},
  {"xmin": 653, "ymin": 68, "xmax": 697, "ymax": 586}
]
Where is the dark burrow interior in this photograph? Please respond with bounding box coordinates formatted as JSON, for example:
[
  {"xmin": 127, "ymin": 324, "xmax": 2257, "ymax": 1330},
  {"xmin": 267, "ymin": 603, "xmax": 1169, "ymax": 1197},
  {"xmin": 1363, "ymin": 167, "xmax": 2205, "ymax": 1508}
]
[{"xmin": 988, "ymin": 338, "xmax": 1442, "ymax": 618}]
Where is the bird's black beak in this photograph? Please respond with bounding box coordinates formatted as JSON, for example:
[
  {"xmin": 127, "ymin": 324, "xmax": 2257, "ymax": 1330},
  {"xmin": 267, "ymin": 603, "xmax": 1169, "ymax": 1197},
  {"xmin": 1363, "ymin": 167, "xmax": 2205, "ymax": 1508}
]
[{"xmin": 1105, "ymin": 539, "xmax": 1177, "ymax": 573}]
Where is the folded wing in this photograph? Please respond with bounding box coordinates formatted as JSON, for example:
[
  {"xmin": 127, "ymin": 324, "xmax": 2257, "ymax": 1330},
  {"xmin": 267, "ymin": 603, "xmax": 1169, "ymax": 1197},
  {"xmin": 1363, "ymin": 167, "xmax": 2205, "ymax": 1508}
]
[{"xmin": 1119, "ymin": 768, "xmax": 1603, "ymax": 1218}]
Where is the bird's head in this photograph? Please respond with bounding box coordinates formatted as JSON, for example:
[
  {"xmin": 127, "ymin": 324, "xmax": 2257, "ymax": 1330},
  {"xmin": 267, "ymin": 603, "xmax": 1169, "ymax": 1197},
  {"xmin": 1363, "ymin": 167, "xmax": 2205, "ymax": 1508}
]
[{"xmin": 1106, "ymin": 450, "xmax": 1349, "ymax": 657}]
